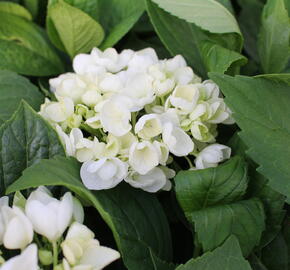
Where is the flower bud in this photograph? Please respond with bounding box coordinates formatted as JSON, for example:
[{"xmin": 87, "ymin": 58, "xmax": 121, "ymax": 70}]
[{"xmin": 39, "ymin": 249, "xmax": 53, "ymax": 266}]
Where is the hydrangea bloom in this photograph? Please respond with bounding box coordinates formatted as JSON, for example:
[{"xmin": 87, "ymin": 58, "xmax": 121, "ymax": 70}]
[{"xmin": 40, "ymin": 47, "xmax": 234, "ymax": 192}]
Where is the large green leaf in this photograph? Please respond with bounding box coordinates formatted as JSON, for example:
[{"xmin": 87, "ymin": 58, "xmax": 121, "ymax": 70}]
[
  {"xmin": 209, "ymin": 73, "xmax": 290, "ymax": 202},
  {"xmin": 258, "ymin": 0, "xmax": 290, "ymax": 73},
  {"xmin": 191, "ymin": 198, "xmax": 265, "ymax": 256},
  {"xmin": 176, "ymin": 235, "xmax": 252, "ymax": 270},
  {"xmin": 7, "ymin": 156, "xmax": 172, "ymax": 270},
  {"xmin": 0, "ymin": 1, "xmax": 32, "ymax": 20},
  {"xmin": 47, "ymin": 0, "xmax": 104, "ymax": 58},
  {"xmin": 175, "ymin": 157, "xmax": 265, "ymax": 256},
  {"xmin": 55, "ymin": 0, "xmax": 145, "ymax": 49},
  {"xmin": 146, "ymin": 1, "xmax": 246, "ymax": 78},
  {"xmin": 151, "ymin": 0, "xmax": 241, "ymax": 36},
  {"xmin": 175, "ymin": 156, "xmax": 248, "ymax": 214},
  {"xmin": 0, "ymin": 102, "xmax": 64, "ymax": 194},
  {"xmin": 0, "ymin": 12, "xmax": 64, "ymax": 76},
  {"xmin": 0, "ymin": 70, "xmax": 43, "ymax": 124}
]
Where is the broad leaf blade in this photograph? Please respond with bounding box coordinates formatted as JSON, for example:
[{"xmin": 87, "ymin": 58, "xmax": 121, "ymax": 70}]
[
  {"xmin": 151, "ymin": 0, "xmax": 241, "ymax": 36},
  {"xmin": 0, "ymin": 102, "xmax": 64, "ymax": 193},
  {"xmin": 48, "ymin": 0, "xmax": 104, "ymax": 58},
  {"xmin": 209, "ymin": 73, "xmax": 290, "ymax": 202},
  {"xmin": 175, "ymin": 156, "xmax": 248, "ymax": 214},
  {"xmin": 0, "ymin": 70, "xmax": 44, "ymax": 124},
  {"xmin": 175, "ymin": 157, "xmax": 265, "ymax": 256},
  {"xmin": 146, "ymin": 1, "xmax": 245, "ymax": 77},
  {"xmin": 176, "ymin": 235, "xmax": 252, "ymax": 270},
  {"xmin": 7, "ymin": 156, "xmax": 173, "ymax": 270},
  {"xmin": 258, "ymin": 0, "xmax": 290, "ymax": 73},
  {"xmin": 0, "ymin": 12, "xmax": 64, "ymax": 76},
  {"xmin": 190, "ymin": 198, "xmax": 265, "ymax": 256}
]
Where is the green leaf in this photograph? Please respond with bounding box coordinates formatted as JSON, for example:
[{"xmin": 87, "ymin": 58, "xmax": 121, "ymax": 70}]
[
  {"xmin": 255, "ymin": 73, "xmax": 290, "ymax": 85},
  {"xmin": 56, "ymin": 0, "xmax": 145, "ymax": 49},
  {"xmin": 260, "ymin": 233, "xmax": 288, "ymax": 270},
  {"xmin": 201, "ymin": 41, "xmax": 247, "ymax": 74},
  {"xmin": 248, "ymin": 171, "xmax": 285, "ymax": 248},
  {"xmin": 47, "ymin": 0, "xmax": 104, "ymax": 58},
  {"xmin": 176, "ymin": 235, "xmax": 252, "ymax": 270},
  {"xmin": 237, "ymin": 0, "xmax": 264, "ymax": 63},
  {"xmin": 249, "ymin": 254, "xmax": 268, "ymax": 270},
  {"xmin": 0, "ymin": 1, "xmax": 32, "ymax": 20},
  {"xmin": 209, "ymin": 73, "xmax": 290, "ymax": 202},
  {"xmin": 175, "ymin": 156, "xmax": 248, "ymax": 214},
  {"xmin": 0, "ymin": 70, "xmax": 43, "ymax": 124},
  {"xmin": 150, "ymin": 0, "xmax": 241, "ymax": 36},
  {"xmin": 96, "ymin": 0, "xmax": 145, "ymax": 49},
  {"xmin": 175, "ymin": 157, "xmax": 265, "ymax": 256},
  {"xmin": 192, "ymin": 198, "xmax": 265, "ymax": 256},
  {"xmin": 0, "ymin": 101, "xmax": 64, "ymax": 194},
  {"xmin": 0, "ymin": 12, "xmax": 64, "ymax": 76},
  {"xmin": 7, "ymin": 156, "xmax": 173, "ymax": 270},
  {"xmin": 23, "ymin": 0, "xmax": 39, "ymax": 18},
  {"xmin": 215, "ymin": 0, "xmax": 234, "ymax": 13},
  {"xmin": 146, "ymin": 1, "xmax": 245, "ymax": 78},
  {"xmin": 258, "ymin": 0, "xmax": 290, "ymax": 73}
]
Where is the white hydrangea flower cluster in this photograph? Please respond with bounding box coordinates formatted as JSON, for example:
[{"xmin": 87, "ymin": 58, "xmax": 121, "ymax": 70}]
[
  {"xmin": 0, "ymin": 187, "xmax": 120, "ymax": 270},
  {"xmin": 40, "ymin": 47, "xmax": 233, "ymax": 193}
]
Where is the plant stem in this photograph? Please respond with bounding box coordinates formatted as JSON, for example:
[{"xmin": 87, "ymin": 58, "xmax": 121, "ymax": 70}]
[
  {"xmin": 193, "ymin": 244, "xmax": 201, "ymax": 258},
  {"xmin": 184, "ymin": 156, "xmax": 194, "ymax": 169},
  {"xmin": 52, "ymin": 241, "xmax": 58, "ymax": 267}
]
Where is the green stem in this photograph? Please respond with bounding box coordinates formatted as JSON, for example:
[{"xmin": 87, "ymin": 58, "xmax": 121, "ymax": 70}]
[
  {"xmin": 193, "ymin": 244, "xmax": 201, "ymax": 258},
  {"xmin": 184, "ymin": 156, "xmax": 194, "ymax": 169},
  {"xmin": 52, "ymin": 241, "xmax": 58, "ymax": 267}
]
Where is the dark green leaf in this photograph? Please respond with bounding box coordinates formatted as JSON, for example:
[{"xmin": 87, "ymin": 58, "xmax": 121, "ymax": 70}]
[
  {"xmin": 175, "ymin": 156, "xmax": 248, "ymax": 214},
  {"xmin": 176, "ymin": 235, "xmax": 252, "ymax": 270},
  {"xmin": 7, "ymin": 156, "xmax": 173, "ymax": 270},
  {"xmin": 249, "ymin": 254, "xmax": 269, "ymax": 270},
  {"xmin": 23, "ymin": 0, "xmax": 39, "ymax": 18},
  {"xmin": 175, "ymin": 157, "xmax": 265, "ymax": 256},
  {"xmin": 258, "ymin": 0, "xmax": 290, "ymax": 73},
  {"xmin": 96, "ymin": 0, "xmax": 145, "ymax": 49},
  {"xmin": 0, "ymin": 70, "xmax": 43, "ymax": 124},
  {"xmin": 261, "ymin": 233, "xmax": 288, "ymax": 270},
  {"xmin": 190, "ymin": 198, "xmax": 265, "ymax": 256},
  {"xmin": 237, "ymin": 0, "xmax": 264, "ymax": 63},
  {"xmin": 248, "ymin": 171, "xmax": 285, "ymax": 248},
  {"xmin": 0, "ymin": 101, "xmax": 64, "ymax": 194},
  {"xmin": 0, "ymin": 12, "xmax": 64, "ymax": 76},
  {"xmin": 209, "ymin": 73, "xmax": 290, "ymax": 202},
  {"xmin": 47, "ymin": 0, "xmax": 104, "ymax": 58}
]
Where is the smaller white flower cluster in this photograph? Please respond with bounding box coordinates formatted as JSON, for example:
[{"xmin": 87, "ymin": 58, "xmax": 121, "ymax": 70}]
[
  {"xmin": 0, "ymin": 187, "xmax": 120, "ymax": 270},
  {"xmin": 40, "ymin": 47, "xmax": 233, "ymax": 193}
]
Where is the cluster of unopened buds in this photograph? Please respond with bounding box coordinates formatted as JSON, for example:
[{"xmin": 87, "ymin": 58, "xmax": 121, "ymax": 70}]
[
  {"xmin": 40, "ymin": 47, "xmax": 233, "ymax": 193},
  {"xmin": 0, "ymin": 187, "xmax": 119, "ymax": 270}
]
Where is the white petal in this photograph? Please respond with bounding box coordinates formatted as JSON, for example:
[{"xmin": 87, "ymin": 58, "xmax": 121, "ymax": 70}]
[{"xmin": 125, "ymin": 168, "xmax": 167, "ymax": 192}]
